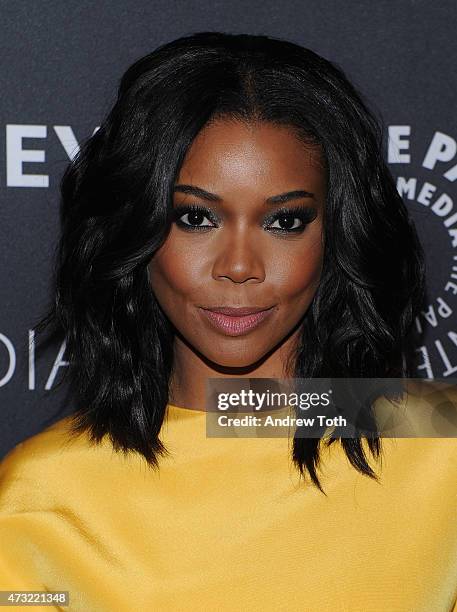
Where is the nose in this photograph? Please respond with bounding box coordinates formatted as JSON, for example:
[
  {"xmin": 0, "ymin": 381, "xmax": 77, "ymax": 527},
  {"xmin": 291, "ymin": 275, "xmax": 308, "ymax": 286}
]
[{"xmin": 211, "ymin": 224, "xmax": 265, "ymax": 284}]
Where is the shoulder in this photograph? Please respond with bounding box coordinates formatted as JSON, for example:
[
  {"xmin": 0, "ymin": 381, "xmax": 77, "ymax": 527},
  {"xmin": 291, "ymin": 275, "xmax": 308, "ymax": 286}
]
[
  {"xmin": 372, "ymin": 379, "xmax": 457, "ymax": 439},
  {"xmin": 405, "ymin": 378, "xmax": 457, "ymax": 406},
  {"xmin": 0, "ymin": 416, "xmax": 130, "ymax": 589},
  {"xmin": 0, "ymin": 415, "xmax": 133, "ymax": 514},
  {"xmin": 1, "ymin": 415, "xmax": 97, "ymax": 472},
  {"xmin": 367, "ymin": 382, "xmax": 457, "ymax": 489}
]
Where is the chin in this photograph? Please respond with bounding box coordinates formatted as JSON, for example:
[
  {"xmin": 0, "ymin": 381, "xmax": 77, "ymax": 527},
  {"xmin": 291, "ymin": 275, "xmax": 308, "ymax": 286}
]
[{"xmin": 202, "ymin": 346, "xmax": 270, "ymax": 370}]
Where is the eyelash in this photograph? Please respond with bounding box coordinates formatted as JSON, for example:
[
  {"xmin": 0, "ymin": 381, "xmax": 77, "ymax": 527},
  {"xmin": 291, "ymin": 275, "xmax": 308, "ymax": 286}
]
[{"xmin": 172, "ymin": 204, "xmax": 317, "ymax": 234}]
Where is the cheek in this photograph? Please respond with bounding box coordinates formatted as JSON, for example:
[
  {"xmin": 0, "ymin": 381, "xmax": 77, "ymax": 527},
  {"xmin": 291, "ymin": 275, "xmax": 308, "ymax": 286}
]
[
  {"xmin": 271, "ymin": 238, "xmax": 324, "ymax": 304},
  {"xmin": 148, "ymin": 238, "xmax": 207, "ymax": 304}
]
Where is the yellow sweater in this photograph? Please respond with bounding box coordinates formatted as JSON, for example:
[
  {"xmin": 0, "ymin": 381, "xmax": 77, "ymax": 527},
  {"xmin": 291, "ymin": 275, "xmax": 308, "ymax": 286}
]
[{"xmin": 0, "ymin": 402, "xmax": 456, "ymax": 611}]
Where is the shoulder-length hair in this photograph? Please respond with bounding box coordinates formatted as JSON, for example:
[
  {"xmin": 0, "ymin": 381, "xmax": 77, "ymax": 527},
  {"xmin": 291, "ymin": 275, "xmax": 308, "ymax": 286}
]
[{"xmin": 35, "ymin": 31, "xmax": 425, "ymax": 493}]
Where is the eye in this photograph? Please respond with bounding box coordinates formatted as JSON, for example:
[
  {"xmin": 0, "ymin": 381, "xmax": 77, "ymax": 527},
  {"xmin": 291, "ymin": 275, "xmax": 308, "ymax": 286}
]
[
  {"xmin": 268, "ymin": 215, "xmax": 303, "ymax": 231},
  {"xmin": 172, "ymin": 204, "xmax": 219, "ymax": 231},
  {"xmin": 263, "ymin": 206, "xmax": 318, "ymax": 234}
]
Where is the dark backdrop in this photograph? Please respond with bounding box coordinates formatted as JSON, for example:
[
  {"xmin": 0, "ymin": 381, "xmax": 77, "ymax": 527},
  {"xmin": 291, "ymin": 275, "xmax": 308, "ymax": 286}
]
[{"xmin": 2, "ymin": 0, "xmax": 457, "ymax": 458}]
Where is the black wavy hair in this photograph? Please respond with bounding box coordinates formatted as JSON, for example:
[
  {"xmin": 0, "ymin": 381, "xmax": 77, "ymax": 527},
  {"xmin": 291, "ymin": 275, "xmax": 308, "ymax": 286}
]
[{"xmin": 34, "ymin": 31, "xmax": 425, "ymax": 493}]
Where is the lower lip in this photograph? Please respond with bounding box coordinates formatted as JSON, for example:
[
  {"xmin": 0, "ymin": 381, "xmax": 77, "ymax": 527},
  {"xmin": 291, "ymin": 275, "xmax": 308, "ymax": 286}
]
[{"xmin": 199, "ymin": 307, "xmax": 275, "ymax": 336}]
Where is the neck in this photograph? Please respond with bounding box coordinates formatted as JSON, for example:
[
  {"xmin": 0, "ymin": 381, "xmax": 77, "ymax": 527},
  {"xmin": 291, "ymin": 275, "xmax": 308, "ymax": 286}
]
[{"xmin": 168, "ymin": 329, "xmax": 300, "ymax": 411}]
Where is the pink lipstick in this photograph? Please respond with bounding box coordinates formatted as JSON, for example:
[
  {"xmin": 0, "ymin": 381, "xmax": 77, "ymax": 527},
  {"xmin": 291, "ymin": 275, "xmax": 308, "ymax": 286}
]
[{"xmin": 199, "ymin": 305, "xmax": 276, "ymax": 336}]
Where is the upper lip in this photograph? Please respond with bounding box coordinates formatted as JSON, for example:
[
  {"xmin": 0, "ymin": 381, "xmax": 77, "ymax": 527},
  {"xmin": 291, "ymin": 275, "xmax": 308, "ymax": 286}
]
[{"xmin": 200, "ymin": 306, "xmax": 275, "ymax": 316}]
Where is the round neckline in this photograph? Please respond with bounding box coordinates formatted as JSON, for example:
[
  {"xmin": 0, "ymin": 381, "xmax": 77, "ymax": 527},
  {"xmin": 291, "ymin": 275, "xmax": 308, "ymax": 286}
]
[
  {"xmin": 167, "ymin": 403, "xmax": 206, "ymax": 414},
  {"xmin": 167, "ymin": 403, "xmax": 294, "ymax": 416}
]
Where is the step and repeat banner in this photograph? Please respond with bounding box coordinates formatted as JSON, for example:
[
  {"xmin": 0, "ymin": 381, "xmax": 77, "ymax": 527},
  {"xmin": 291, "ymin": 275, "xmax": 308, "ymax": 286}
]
[{"xmin": 1, "ymin": 2, "xmax": 456, "ymax": 457}]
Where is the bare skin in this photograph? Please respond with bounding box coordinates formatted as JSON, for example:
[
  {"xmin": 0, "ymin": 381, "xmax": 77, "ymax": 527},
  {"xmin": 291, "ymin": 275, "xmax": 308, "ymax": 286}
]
[{"xmin": 148, "ymin": 118, "xmax": 327, "ymax": 411}]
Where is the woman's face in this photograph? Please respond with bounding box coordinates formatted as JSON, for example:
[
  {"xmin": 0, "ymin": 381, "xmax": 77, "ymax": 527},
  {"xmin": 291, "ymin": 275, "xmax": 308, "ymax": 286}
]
[{"xmin": 148, "ymin": 118, "xmax": 326, "ymax": 369}]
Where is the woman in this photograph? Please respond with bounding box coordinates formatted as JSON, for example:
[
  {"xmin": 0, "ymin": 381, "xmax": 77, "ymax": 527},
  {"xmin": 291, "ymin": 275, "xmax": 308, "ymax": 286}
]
[{"xmin": 1, "ymin": 31, "xmax": 456, "ymax": 611}]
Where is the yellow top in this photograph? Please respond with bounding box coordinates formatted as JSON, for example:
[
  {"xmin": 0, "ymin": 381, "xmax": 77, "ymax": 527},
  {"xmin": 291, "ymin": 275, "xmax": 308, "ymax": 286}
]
[{"xmin": 0, "ymin": 403, "xmax": 457, "ymax": 611}]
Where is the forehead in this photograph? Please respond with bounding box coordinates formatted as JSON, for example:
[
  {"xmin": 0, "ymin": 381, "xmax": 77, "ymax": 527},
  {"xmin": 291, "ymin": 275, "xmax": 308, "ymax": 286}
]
[{"xmin": 176, "ymin": 118, "xmax": 326, "ymax": 190}]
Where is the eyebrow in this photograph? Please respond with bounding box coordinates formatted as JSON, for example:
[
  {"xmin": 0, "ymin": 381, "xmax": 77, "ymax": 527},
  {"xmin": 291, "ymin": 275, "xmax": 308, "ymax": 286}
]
[{"xmin": 173, "ymin": 184, "xmax": 315, "ymax": 205}]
